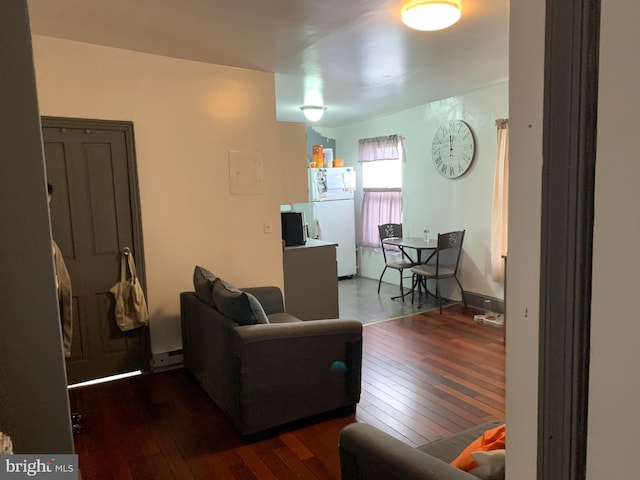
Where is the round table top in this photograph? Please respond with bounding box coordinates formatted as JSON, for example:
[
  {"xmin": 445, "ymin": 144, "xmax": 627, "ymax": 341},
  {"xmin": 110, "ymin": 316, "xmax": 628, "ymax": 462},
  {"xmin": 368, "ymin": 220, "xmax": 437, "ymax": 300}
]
[{"xmin": 382, "ymin": 236, "xmax": 438, "ymax": 249}]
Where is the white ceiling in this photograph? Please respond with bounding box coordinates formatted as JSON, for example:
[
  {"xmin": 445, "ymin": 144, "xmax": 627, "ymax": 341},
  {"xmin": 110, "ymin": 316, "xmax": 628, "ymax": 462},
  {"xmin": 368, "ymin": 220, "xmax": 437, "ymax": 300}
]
[{"xmin": 26, "ymin": 0, "xmax": 509, "ymax": 127}]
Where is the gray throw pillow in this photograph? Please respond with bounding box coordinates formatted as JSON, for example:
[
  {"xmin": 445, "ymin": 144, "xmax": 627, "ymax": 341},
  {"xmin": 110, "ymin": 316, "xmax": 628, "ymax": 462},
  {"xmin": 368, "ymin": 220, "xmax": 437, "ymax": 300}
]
[
  {"xmin": 193, "ymin": 266, "xmax": 217, "ymax": 307},
  {"xmin": 211, "ymin": 278, "xmax": 257, "ymax": 325},
  {"xmin": 246, "ymin": 292, "xmax": 270, "ymax": 324}
]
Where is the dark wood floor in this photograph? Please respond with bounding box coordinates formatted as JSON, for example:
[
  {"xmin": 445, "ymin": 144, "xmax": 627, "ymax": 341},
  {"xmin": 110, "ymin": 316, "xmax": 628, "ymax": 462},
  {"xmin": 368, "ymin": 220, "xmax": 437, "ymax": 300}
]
[{"xmin": 70, "ymin": 303, "xmax": 504, "ymax": 479}]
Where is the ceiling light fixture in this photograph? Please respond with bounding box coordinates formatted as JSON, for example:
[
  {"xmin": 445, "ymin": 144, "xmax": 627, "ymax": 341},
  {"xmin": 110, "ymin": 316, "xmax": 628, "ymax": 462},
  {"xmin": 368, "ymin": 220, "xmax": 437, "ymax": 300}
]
[
  {"xmin": 401, "ymin": 0, "xmax": 462, "ymax": 31},
  {"xmin": 300, "ymin": 106, "xmax": 327, "ymax": 122}
]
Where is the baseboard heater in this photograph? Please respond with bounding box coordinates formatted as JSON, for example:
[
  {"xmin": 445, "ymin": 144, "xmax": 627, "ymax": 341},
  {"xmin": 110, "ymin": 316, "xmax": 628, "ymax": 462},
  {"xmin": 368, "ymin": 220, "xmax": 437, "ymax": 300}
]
[{"xmin": 151, "ymin": 349, "xmax": 184, "ymax": 371}]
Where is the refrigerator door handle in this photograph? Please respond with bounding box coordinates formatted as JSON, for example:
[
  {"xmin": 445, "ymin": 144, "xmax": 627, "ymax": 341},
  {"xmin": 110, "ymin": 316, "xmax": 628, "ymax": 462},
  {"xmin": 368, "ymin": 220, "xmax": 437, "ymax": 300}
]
[{"xmin": 311, "ymin": 219, "xmax": 320, "ymax": 238}]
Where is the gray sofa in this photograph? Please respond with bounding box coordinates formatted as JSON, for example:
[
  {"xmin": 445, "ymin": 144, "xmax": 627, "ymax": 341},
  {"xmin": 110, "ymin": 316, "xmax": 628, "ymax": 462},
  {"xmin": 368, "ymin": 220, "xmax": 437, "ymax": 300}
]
[
  {"xmin": 339, "ymin": 420, "xmax": 504, "ymax": 480},
  {"xmin": 180, "ymin": 271, "xmax": 363, "ymax": 438}
]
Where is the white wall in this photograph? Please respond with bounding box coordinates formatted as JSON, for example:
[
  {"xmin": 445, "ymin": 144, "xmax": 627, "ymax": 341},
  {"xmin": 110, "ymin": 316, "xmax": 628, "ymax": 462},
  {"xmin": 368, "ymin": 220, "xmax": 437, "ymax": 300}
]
[
  {"xmin": 587, "ymin": 0, "xmax": 640, "ymax": 477},
  {"xmin": 31, "ymin": 36, "xmax": 293, "ymax": 354},
  {"xmin": 506, "ymin": 0, "xmax": 545, "ymax": 478},
  {"xmin": 335, "ymin": 82, "xmax": 508, "ymax": 301}
]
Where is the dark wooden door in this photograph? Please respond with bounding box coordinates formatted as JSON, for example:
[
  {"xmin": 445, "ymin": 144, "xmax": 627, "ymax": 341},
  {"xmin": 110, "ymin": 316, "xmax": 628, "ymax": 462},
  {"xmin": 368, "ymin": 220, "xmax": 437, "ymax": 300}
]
[{"xmin": 42, "ymin": 117, "xmax": 149, "ymax": 384}]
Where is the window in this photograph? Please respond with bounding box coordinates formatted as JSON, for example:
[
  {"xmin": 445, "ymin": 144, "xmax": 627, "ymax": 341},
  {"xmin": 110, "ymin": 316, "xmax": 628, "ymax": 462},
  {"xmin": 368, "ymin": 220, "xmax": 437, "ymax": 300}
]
[
  {"xmin": 359, "ymin": 135, "xmax": 404, "ymax": 248},
  {"xmin": 362, "ymin": 159, "xmax": 403, "ymax": 189}
]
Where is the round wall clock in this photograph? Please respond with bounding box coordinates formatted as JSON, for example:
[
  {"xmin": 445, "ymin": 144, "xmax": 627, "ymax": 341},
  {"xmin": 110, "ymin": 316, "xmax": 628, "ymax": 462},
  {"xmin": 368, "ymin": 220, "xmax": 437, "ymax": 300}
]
[{"xmin": 431, "ymin": 120, "xmax": 476, "ymax": 179}]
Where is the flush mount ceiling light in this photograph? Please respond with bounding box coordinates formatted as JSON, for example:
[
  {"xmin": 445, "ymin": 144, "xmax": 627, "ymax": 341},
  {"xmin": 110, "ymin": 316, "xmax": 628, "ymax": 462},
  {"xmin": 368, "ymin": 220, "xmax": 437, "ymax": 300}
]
[
  {"xmin": 401, "ymin": 0, "xmax": 462, "ymax": 31},
  {"xmin": 300, "ymin": 106, "xmax": 327, "ymax": 122}
]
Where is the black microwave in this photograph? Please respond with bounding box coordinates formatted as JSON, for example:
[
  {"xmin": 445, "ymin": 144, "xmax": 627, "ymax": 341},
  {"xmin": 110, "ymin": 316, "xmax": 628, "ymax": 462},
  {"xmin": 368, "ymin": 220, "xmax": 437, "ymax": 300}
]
[{"xmin": 281, "ymin": 212, "xmax": 307, "ymax": 246}]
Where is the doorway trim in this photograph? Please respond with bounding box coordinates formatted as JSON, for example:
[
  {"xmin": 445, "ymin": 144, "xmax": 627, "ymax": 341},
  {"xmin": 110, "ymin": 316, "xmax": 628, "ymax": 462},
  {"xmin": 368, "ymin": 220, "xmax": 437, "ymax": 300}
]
[{"xmin": 538, "ymin": 0, "xmax": 600, "ymax": 479}]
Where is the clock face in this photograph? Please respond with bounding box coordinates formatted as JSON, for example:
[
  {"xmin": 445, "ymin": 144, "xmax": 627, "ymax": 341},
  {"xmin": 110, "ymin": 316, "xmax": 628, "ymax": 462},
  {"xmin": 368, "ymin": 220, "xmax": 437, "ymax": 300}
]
[{"xmin": 431, "ymin": 120, "xmax": 476, "ymax": 179}]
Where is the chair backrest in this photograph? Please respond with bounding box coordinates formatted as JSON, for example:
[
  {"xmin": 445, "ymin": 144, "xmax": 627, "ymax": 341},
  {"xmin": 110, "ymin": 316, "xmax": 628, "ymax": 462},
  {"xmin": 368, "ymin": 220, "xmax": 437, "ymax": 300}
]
[
  {"xmin": 378, "ymin": 223, "xmax": 403, "ymax": 262},
  {"xmin": 378, "ymin": 223, "xmax": 403, "ymax": 242},
  {"xmin": 434, "ymin": 230, "xmax": 465, "ymax": 275}
]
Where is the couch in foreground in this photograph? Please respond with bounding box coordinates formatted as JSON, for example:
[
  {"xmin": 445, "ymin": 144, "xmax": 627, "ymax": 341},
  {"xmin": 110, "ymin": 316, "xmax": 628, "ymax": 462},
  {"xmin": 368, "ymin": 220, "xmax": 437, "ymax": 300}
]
[
  {"xmin": 180, "ymin": 269, "xmax": 363, "ymax": 438},
  {"xmin": 339, "ymin": 420, "xmax": 505, "ymax": 480}
]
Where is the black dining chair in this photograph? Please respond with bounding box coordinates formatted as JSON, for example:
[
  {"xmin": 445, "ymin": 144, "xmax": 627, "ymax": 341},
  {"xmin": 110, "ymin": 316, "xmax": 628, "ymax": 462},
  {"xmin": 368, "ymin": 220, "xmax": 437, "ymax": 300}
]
[
  {"xmin": 410, "ymin": 230, "xmax": 467, "ymax": 313},
  {"xmin": 377, "ymin": 223, "xmax": 417, "ymax": 301}
]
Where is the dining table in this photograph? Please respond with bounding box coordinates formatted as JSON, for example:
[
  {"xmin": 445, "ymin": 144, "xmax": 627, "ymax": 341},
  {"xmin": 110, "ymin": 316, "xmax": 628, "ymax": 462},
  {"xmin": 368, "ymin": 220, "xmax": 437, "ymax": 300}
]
[
  {"xmin": 382, "ymin": 236, "xmax": 438, "ymax": 264},
  {"xmin": 381, "ymin": 236, "xmax": 439, "ymax": 302}
]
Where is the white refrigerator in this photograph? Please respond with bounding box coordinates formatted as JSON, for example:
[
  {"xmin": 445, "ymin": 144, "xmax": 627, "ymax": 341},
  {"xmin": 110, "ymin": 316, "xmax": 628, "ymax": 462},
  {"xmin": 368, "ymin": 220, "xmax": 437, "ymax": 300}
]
[{"xmin": 308, "ymin": 167, "xmax": 357, "ymax": 277}]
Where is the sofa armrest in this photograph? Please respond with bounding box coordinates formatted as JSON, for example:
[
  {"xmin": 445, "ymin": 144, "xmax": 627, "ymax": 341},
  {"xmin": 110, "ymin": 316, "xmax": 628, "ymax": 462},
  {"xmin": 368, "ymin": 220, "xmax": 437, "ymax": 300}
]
[
  {"xmin": 231, "ymin": 319, "xmax": 363, "ymax": 435},
  {"xmin": 234, "ymin": 318, "xmax": 361, "ymax": 344},
  {"xmin": 242, "ymin": 286, "xmax": 284, "ymax": 315},
  {"xmin": 339, "ymin": 423, "xmax": 478, "ymax": 480}
]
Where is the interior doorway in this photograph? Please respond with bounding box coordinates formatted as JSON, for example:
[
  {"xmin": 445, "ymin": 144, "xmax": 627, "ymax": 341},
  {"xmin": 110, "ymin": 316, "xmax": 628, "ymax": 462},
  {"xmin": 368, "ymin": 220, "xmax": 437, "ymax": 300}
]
[{"xmin": 42, "ymin": 116, "xmax": 149, "ymax": 384}]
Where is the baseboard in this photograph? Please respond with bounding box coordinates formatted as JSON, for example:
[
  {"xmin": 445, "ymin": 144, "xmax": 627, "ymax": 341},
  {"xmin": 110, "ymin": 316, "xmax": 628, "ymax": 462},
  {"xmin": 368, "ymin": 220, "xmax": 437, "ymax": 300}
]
[
  {"xmin": 151, "ymin": 349, "xmax": 184, "ymax": 372},
  {"xmin": 464, "ymin": 292, "xmax": 505, "ymax": 315}
]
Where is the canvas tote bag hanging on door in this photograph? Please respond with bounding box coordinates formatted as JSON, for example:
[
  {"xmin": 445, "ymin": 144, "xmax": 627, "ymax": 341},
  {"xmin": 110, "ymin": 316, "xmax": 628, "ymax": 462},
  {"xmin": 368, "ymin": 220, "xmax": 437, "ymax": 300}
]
[{"xmin": 109, "ymin": 248, "xmax": 149, "ymax": 331}]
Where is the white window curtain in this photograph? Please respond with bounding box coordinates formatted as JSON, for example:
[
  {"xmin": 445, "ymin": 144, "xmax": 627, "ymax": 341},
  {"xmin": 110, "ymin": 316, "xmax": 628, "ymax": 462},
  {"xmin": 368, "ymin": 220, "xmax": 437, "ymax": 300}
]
[
  {"xmin": 358, "ymin": 135, "xmax": 403, "ymax": 162},
  {"xmin": 491, "ymin": 119, "xmax": 509, "ymax": 282},
  {"xmin": 359, "ymin": 135, "xmax": 404, "ymax": 248},
  {"xmin": 360, "ymin": 189, "xmax": 403, "ymax": 247}
]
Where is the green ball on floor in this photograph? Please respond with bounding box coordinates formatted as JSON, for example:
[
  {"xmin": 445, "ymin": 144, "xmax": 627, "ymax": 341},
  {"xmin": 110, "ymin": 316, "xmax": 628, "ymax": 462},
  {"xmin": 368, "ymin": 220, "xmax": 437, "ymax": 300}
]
[{"xmin": 330, "ymin": 360, "xmax": 347, "ymax": 372}]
